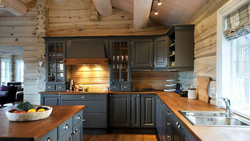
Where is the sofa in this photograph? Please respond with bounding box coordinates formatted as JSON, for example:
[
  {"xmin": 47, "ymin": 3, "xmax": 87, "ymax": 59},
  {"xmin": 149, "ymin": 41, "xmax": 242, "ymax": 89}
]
[
  {"xmin": 0, "ymin": 85, "xmax": 17, "ymax": 108},
  {"xmin": 7, "ymin": 82, "xmax": 23, "ymax": 102}
]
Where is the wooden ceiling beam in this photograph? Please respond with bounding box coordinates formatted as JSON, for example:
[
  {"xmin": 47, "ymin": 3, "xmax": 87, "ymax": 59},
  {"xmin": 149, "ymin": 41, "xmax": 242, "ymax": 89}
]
[
  {"xmin": 0, "ymin": 0, "xmax": 27, "ymax": 16},
  {"xmin": 92, "ymin": 0, "xmax": 112, "ymax": 16},
  {"xmin": 133, "ymin": 0, "xmax": 152, "ymax": 29},
  {"xmin": 19, "ymin": 0, "xmax": 33, "ymax": 4}
]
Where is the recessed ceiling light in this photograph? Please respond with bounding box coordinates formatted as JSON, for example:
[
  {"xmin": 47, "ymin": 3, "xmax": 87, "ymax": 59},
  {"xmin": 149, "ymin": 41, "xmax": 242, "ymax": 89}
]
[
  {"xmin": 154, "ymin": 9, "xmax": 158, "ymax": 15},
  {"xmin": 158, "ymin": 0, "xmax": 162, "ymax": 5}
]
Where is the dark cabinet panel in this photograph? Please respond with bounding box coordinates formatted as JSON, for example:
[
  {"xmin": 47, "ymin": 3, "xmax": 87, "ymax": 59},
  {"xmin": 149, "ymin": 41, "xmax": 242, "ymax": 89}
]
[
  {"xmin": 83, "ymin": 113, "xmax": 107, "ymax": 128},
  {"xmin": 154, "ymin": 37, "xmax": 171, "ymax": 68},
  {"xmin": 109, "ymin": 94, "xmax": 131, "ymax": 127},
  {"xmin": 72, "ymin": 122, "xmax": 83, "ymax": 141},
  {"xmin": 141, "ymin": 94, "xmax": 156, "ymax": 128},
  {"xmin": 61, "ymin": 101, "xmax": 107, "ymax": 113},
  {"xmin": 132, "ymin": 94, "xmax": 141, "ymax": 127},
  {"xmin": 40, "ymin": 94, "xmax": 60, "ymax": 105},
  {"xmin": 132, "ymin": 39, "xmax": 154, "ymax": 68}
]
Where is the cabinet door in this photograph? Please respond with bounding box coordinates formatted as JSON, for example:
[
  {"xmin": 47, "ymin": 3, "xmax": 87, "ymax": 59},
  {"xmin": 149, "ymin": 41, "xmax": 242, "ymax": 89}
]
[
  {"xmin": 154, "ymin": 37, "xmax": 171, "ymax": 68},
  {"xmin": 141, "ymin": 94, "xmax": 156, "ymax": 128},
  {"xmin": 58, "ymin": 130, "xmax": 73, "ymax": 141},
  {"xmin": 156, "ymin": 97, "xmax": 162, "ymax": 140},
  {"xmin": 132, "ymin": 39, "xmax": 154, "ymax": 68},
  {"xmin": 72, "ymin": 122, "xmax": 83, "ymax": 141},
  {"xmin": 109, "ymin": 94, "xmax": 131, "ymax": 127},
  {"xmin": 131, "ymin": 94, "xmax": 141, "ymax": 127},
  {"xmin": 40, "ymin": 94, "xmax": 60, "ymax": 105},
  {"xmin": 172, "ymin": 119, "xmax": 183, "ymax": 141},
  {"xmin": 46, "ymin": 41, "xmax": 66, "ymax": 85}
]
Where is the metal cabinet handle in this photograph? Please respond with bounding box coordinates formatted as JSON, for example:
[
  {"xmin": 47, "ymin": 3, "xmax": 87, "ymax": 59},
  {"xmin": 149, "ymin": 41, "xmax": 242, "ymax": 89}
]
[
  {"xmin": 167, "ymin": 122, "xmax": 171, "ymax": 126},
  {"xmin": 167, "ymin": 112, "xmax": 171, "ymax": 115},
  {"xmin": 48, "ymin": 86, "xmax": 53, "ymax": 89},
  {"xmin": 63, "ymin": 124, "xmax": 69, "ymax": 130},
  {"xmin": 178, "ymin": 125, "xmax": 181, "ymax": 129},
  {"xmin": 113, "ymin": 86, "xmax": 118, "ymax": 89},
  {"xmin": 59, "ymin": 86, "xmax": 63, "ymax": 89},
  {"xmin": 111, "ymin": 82, "xmax": 113, "ymax": 84},
  {"xmin": 151, "ymin": 65, "xmax": 153, "ymax": 67},
  {"xmin": 109, "ymin": 95, "xmax": 112, "ymax": 97},
  {"xmin": 81, "ymin": 96, "xmax": 86, "ymax": 99},
  {"xmin": 124, "ymin": 86, "xmax": 129, "ymax": 89},
  {"xmin": 76, "ymin": 115, "xmax": 81, "ymax": 120},
  {"xmin": 176, "ymin": 122, "xmax": 179, "ymax": 126},
  {"xmin": 46, "ymin": 137, "xmax": 52, "ymax": 141},
  {"xmin": 167, "ymin": 135, "xmax": 171, "ymax": 139},
  {"xmin": 158, "ymin": 100, "xmax": 160, "ymax": 103},
  {"xmin": 83, "ymin": 119, "xmax": 86, "ymax": 122},
  {"xmin": 138, "ymin": 95, "xmax": 140, "ymax": 97},
  {"xmin": 75, "ymin": 129, "xmax": 79, "ymax": 133}
]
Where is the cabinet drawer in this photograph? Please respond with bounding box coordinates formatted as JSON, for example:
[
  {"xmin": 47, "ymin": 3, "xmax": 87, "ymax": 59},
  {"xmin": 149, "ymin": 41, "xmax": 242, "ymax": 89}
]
[
  {"xmin": 121, "ymin": 85, "xmax": 131, "ymax": 91},
  {"xmin": 83, "ymin": 113, "xmax": 107, "ymax": 128},
  {"xmin": 46, "ymin": 85, "xmax": 55, "ymax": 91},
  {"xmin": 56, "ymin": 84, "xmax": 66, "ymax": 91},
  {"xmin": 73, "ymin": 110, "xmax": 83, "ymax": 127},
  {"xmin": 37, "ymin": 127, "xmax": 57, "ymax": 141},
  {"xmin": 110, "ymin": 85, "xmax": 120, "ymax": 91},
  {"xmin": 61, "ymin": 101, "xmax": 107, "ymax": 113},
  {"xmin": 58, "ymin": 117, "xmax": 73, "ymax": 139},
  {"xmin": 61, "ymin": 94, "xmax": 107, "ymax": 101}
]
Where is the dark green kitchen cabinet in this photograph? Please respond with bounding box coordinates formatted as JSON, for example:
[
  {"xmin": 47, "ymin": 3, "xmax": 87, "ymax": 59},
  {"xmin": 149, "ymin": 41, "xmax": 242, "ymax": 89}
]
[
  {"xmin": 132, "ymin": 94, "xmax": 141, "ymax": 127},
  {"xmin": 141, "ymin": 94, "xmax": 156, "ymax": 128},
  {"xmin": 109, "ymin": 94, "xmax": 131, "ymax": 127},
  {"xmin": 45, "ymin": 40, "xmax": 66, "ymax": 91},
  {"xmin": 109, "ymin": 40, "xmax": 131, "ymax": 91},
  {"xmin": 132, "ymin": 39, "xmax": 154, "ymax": 68},
  {"xmin": 154, "ymin": 36, "xmax": 171, "ymax": 68},
  {"xmin": 40, "ymin": 94, "xmax": 60, "ymax": 105}
]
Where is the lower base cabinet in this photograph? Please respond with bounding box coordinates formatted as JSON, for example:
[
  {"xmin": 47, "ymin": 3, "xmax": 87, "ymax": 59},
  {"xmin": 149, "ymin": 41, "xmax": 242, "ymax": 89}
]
[
  {"xmin": 156, "ymin": 96, "xmax": 197, "ymax": 141},
  {"xmin": 38, "ymin": 110, "xmax": 83, "ymax": 141}
]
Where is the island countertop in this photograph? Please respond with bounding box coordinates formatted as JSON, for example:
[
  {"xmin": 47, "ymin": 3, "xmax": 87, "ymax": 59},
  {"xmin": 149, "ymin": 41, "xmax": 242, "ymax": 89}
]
[{"xmin": 0, "ymin": 105, "xmax": 85, "ymax": 140}]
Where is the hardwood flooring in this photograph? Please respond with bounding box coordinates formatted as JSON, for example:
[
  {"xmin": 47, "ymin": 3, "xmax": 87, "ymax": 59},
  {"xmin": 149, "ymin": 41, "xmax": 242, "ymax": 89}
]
[{"xmin": 83, "ymin": 134, "xmax": 158, "ymax": 141}]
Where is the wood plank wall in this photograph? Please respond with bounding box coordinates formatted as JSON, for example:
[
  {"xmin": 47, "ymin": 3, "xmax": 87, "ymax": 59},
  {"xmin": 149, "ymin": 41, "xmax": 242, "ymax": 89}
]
[
  {"xmin": 48, "ymin": 0, "xmax": 169, "ymax": 37},
  {"xmin": 69, "ymin": 65, "xmax": 109, "ymax": 92},
  {"xmin": 178, "ymin": 0, "xmax": 229, "ymax": 89},
  {"xmin": 132, "ymin": 71, "xmax": 179, "ymax": 90}
]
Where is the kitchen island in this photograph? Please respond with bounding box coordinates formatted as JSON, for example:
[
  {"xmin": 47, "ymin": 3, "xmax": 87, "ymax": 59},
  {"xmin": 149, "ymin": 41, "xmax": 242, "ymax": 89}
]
[{"xmin": 0, "ymin": 105, "xmax": 85, "ymax": 141}]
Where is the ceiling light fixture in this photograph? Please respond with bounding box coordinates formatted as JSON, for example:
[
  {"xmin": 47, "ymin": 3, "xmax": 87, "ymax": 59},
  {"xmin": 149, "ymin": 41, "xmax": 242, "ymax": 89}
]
[
  {"xmin": 158, "ymin": 0, "xmax": 162, "ymax": 5},
  {"xmin": 154, "ymin": 9, "xmax": 158, "ymax": 15}
]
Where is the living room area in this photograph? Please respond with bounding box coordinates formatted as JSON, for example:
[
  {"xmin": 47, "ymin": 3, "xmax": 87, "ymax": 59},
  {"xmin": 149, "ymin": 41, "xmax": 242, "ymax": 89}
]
[{"xmin": 0, "ymin": 46, "xmax": 24, "ymax": 108}]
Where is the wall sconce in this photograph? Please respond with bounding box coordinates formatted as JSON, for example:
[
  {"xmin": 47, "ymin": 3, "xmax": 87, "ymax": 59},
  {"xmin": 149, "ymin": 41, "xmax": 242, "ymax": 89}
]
[{"xmin": 39, "ymin": 54, "xmax": 44, "ymax": 67}]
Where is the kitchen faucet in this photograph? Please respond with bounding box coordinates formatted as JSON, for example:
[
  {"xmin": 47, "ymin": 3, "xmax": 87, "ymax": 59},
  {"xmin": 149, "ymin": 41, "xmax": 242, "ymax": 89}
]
[{"xmin": 220, "ymin": 97, "xmax": 233, "ymax": 117}]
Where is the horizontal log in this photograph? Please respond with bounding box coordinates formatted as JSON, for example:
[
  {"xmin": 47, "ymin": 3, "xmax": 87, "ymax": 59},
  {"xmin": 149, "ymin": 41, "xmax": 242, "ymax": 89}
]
[
  {"xmin": 92, "ymin": 0, "xmax": 112, "ymax": 16},
  {"xmin": 1, "ymin": 0, "xmax": 27, "ymax": 16}
]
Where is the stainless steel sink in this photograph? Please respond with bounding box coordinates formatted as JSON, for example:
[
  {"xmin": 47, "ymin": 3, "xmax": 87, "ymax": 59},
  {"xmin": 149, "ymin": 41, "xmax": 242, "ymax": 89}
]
[{"xmin": 180, "ymin": 111, "xmax": 250, "ymax": 127}]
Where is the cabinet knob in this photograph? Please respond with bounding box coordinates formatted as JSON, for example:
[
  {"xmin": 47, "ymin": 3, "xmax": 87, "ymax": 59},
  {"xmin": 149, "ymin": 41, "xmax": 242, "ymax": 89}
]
[
  {"xmin": 109, "ymin": 95, "xmax": 112, "ymax": 97},
  {"xmin": 75, "ymin": 129, "xmax": 79, "ymax": 133},
  {"xmin": 138, "ymin": 95, "xmax": 140, "ymax": 97},
  {"xmin": 81, "ymin": 96, "xmax": 86, "ymax": 99},
  {"xmin": 63, "ymin": 124, "xmax": 69, "ymax": 130},
  {"xmin": 46, "ymin": 137, "xmax": 52, "ymax": 141},
  {"xmin": 167, "ymin": 122, "xmax": 171, "ymax": 126},
  {"xmin": 83, "ymin": 119, "xmax": 86, "ymax": 122},
  {"xmin": 176, "ymin": 122, "xmax": 179, "ymax": 126},
  {"xmin": 178, "ymin": 124, "xmax": 181, "ymax": 129},
  {"xmin": 59, "ymin": 86, "xmax": 63, "ymax": 89},
  {"xmin": 167, "ymin": 135, "xmax": 171, "ymax": 139},
  {"xmin": 124, "ymin": 86, "xmax": 129, "ymax": 89},
  {"xmin": 76, "ymin": 115, "xmax": 81, "ymax": 120},
  {"xmin": 167, "ymin": 112, "xmax": 171, "ymax": 115},
  {"xmin": 151, "ymin": 65, "xmax": 153, "ymax": 67}
]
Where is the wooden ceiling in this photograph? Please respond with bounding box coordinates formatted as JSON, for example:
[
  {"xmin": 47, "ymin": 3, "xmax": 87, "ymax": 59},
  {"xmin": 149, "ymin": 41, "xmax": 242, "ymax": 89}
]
[{"xmin": 150, "ymin": 0, "xmax": 207, "ymax": 26}]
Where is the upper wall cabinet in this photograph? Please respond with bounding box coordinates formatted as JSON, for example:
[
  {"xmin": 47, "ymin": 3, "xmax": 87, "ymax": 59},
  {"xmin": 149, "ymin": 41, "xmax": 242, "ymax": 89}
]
[
  {"xmin": 154, "ymin": 36, "xmax": 171, "ymax": 68},
  {"xmin": 45, "ymin": 40, "xmax": 66, "ymax": 91},
  {"xmin": 132, "ymin": 39, "xmax": 154, "ymax": 68},
  {"xmin": 167, "ymin": 25, "xmax": 195, "ymax": 69}
]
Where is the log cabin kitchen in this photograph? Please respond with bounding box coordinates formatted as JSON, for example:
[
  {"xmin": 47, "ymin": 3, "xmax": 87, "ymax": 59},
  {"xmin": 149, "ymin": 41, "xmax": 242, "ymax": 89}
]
[{"xmin": 0, "ymin": 0, "xmax": 250, "ymax": 141}]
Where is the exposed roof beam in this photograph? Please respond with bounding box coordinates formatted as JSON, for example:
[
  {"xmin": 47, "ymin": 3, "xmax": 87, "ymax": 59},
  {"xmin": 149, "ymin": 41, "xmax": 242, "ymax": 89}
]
[
  {"xmin": 0, "ymin": 0, "xmax": 27, "ymax": 16},
  {"xmin": 19, "ymin": 0, "xmax": 33, "ymax": 4},
  {"xmin": 92, "ymin": 0, "xmax": 112, "ymax": 16},
  {"xmin": 133, "ymin": 0, "xmax": 152, "ymax": 29}
]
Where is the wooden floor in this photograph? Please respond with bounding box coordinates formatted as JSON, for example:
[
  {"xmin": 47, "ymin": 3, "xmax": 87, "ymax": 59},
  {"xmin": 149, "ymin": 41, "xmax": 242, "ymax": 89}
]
[{"xmin": 83, "ymin": 134, "xmax": 158, "ymax": 141}]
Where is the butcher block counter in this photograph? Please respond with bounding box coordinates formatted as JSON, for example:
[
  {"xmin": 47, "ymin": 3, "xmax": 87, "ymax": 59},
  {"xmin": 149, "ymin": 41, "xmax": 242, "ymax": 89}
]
[
  {"xmin": 39, "ymin": 91, "xmax": 250, "ymax": 141},
  {"xmin": 0, "ymin": 105, "xmax": 85, "ymax": 141}
]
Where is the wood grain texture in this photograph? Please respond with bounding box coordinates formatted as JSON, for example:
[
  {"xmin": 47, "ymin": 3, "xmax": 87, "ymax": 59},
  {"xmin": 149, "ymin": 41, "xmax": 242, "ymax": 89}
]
[
  {"xmin": 1, "ymin": 0, "xmax": 28, "ymax": 16},
  {"xmin": 0, "ymin": 105, "xmax": 84, "ymax": 140},
  {"xmin": 133, "ymin": 0, "xmax": 152, "ymax": 29},
  {"xmin": 197, "ymin": 76, "xmax": 211, "ymax": 103},
  {"xmin": 194, "ymin": 55, "xmax": 216, "ymax": 79},
  {"xmin": 48, "ymin": 0, "xmax": 169, "ymax": 36},
  {"xmin": 92, "ymin": 0, "xmax": 112, "ymax": 16},
  {"xmin": 64, "ymin": 58, "xmax": 109, "ymax": 65},
  {"xmin": 83, "ymin": 134, "xmax": 158, "ymax": 141}
]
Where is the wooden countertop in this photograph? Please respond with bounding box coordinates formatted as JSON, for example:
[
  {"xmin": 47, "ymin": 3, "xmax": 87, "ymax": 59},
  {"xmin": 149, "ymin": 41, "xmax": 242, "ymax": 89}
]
[
  {"xmin": 0, "ymin": 105, "xmax": 85, "ymax": 140},
  {"xmin": 39, "ymin": 91, "xmax": 250, "ymax": 141}
]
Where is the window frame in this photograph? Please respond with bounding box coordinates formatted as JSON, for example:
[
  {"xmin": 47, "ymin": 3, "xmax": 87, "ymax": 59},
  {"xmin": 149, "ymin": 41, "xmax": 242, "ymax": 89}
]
[
  {"xmin": 1, "ymin": 58, "xmax": 11, "ymax": 85},
  {"xmin": 15, "ymin": 59, "xmax": 24, "ymax": 83}
]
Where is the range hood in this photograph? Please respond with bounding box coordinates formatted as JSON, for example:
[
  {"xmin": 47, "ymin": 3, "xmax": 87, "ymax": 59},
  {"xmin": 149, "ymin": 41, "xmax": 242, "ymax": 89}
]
[{"xmin": 64, "ymin": 40, "xmax": 109, "ymax": 65}]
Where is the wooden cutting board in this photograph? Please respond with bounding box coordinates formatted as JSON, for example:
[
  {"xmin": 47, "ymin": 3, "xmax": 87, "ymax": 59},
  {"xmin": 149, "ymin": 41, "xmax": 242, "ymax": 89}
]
[{"xmin": 197, "ymin": 76, "xmax": 211, "ymax": 103}]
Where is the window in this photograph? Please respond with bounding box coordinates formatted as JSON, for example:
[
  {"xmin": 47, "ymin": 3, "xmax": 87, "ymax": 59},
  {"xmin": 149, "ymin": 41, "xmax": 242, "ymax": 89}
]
[
  {"xmin": 16, "ymin": 60, "xmax": 24, "ymax": 82},
  {"xmin": 1, "ymin": 59, "xmax": 11, "ymax": 85}
]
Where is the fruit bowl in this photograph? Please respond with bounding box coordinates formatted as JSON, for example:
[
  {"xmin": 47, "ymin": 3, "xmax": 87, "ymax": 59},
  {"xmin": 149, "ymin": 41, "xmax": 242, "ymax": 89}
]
[{"xmin": 5, "ymin": 106, "xmax": 53, "ymax": 121}]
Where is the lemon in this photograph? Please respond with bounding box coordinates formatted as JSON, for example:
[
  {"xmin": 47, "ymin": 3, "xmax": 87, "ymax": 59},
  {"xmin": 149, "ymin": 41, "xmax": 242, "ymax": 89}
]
[
  {"xmin": 28, "ymin": 109, "xmax": 36, "ymax": 113},
  {"xmin": 37, "ymin": 109, "xmax": 45, "ymax": 112}
]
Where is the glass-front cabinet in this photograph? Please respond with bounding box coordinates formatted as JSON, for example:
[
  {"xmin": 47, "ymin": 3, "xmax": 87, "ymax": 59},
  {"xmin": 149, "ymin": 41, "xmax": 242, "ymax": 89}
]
[
  {"xmin": 110, "ymin": 40, "xmax": 131, "ymax": 91},
  {"xmin": 45, "ymin": 41, "xmax": 66, "ymax": 91}
]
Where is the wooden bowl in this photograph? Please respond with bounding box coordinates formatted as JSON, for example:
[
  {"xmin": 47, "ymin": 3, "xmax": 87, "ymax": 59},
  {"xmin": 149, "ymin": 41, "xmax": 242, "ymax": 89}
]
[{"xmin": 5, "ymin": 106, "xmax": 53, "ymax": 121}]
